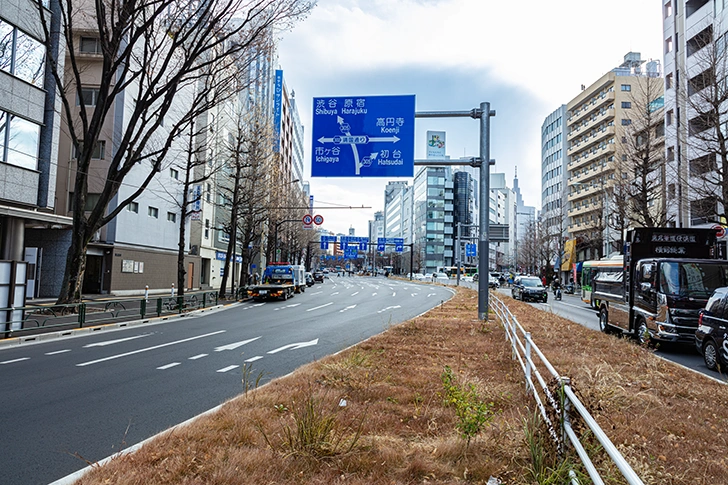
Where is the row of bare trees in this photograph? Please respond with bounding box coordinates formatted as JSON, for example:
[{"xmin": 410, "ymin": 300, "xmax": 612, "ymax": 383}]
[{"xmin": 36, "ymin": 0, "xmax": 314, "ymax": 303}]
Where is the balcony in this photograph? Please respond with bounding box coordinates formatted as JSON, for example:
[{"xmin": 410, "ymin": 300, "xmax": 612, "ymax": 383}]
[{"xmin": 568, "ymin": 91, "xmax": 615, "ymax": 127}]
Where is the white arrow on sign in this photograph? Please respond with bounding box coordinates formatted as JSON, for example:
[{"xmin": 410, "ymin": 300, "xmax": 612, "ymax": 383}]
[
  {"xmin": 267, "ymin": 338, "xmax": 319, "ymax": 354},
  {"xmin": 214, "ymin": 336, "xmax": 261, "ymax": 352}
]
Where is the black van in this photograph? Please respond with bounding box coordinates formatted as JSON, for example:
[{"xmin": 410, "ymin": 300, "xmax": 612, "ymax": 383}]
[{"xmin": 696, "ymin": 286, "xmax": 728, "ymax": 371}]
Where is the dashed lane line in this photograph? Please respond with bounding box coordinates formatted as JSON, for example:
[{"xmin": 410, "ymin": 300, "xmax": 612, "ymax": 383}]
[
  {"xmin": 217, "ymin": 365, "xmax": 239, "ymax": 373},
  {"xmin": 157, "ymin": 362, "xmax": 181, "ymax": 370},
  {"xmin": 244, "ymin": 356, "xmax": 264, "ymax": 363},
  {"xmin": 45, "ymin": 349, "xmax": 71, "ymax": 356},
  {"xmin": 0, "ymin": 357, "xmax": 29, "ymax": 365},
  {"xmin": 189, "ymin": 354, "xmax": 208, "ymax": 360},
  {"xmin": 307, "ymin": 302, "xmax": 334, "ymax": 312}
]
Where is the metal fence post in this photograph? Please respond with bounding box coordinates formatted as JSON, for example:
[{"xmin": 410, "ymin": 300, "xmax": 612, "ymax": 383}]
[
  {"xmin": 79, "ymin": 303, "xmax": 86, "ymax": 328},
  {"xmin": 177, "ymin": 296, "xmax": 183, "ymax": 314},
  {"xmin": 525, "ymin": 332, "xmax": 532, "ymax": 392},
  {"xmin": 559, "ymin": 376, "xmax": 571, "ymax": 455},
  {"xmin": 202, "ymin": 292, "xmax": 207, "ymax": 308},
  {"xmin": 156, "ymin": 298, "xmax": 162, "ymax": 317},
  {"xmin": 140, "ymin": 298, "xmax": 146, "ymax": 318}
]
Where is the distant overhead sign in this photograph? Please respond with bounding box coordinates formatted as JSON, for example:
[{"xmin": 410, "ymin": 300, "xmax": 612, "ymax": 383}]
[{"xmin": 311, "ymin": 95, "xmax": 416, "ymax": 177}]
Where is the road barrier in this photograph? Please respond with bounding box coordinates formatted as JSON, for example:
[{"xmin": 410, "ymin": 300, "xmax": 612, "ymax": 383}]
[
  {"xmin": 1, "ymin": 290, "xmax": 220, "ymax": 339},
  {"xmin": 490, "ymin": 294, "xmax": 644, "ymax": 485}
]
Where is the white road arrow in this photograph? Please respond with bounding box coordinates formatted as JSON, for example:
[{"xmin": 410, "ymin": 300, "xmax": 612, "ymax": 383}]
[
  {"xmin": 340, "ymin": 305, "xmax": 357, "ymax": 313},
  {"xmin": 267, "ymin": 338, "xmax": 319, "ymax": 354},
  {"xmin": 83, "ymin": 334, "xmax": 151, "ymax": 348},
  {"xmin": 214, "ymin": 336, "xmax": 261, "ymax": 352}
]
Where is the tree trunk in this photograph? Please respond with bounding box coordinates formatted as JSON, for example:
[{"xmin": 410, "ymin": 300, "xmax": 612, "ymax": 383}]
[
  {"xmin": 56, "ymin": 228, "xmax": 89, "ymax": 304},
  {"xmin": 177, "ymin": 184, "xmax": 190, "ymax": 297}
]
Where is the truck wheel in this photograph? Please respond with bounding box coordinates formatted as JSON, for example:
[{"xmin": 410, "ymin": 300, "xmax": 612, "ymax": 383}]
[
  {"xmin": 703, "ymin": 340, "xmax": 720, "ymax": 371},
  {"xmin": 634, "ymin": 319, "xmax": 650, "ymax": 346},
  {"xmin": 282, "ymin": 291, "xmax": 288, "ymax": 301},
  {"xmin": 599, "ymin": 307, "xmax": 611, "ymax": 334}
]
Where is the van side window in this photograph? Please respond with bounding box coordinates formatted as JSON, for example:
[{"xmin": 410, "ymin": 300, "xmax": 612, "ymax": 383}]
[{"xmin": 707, "ymin": 290, "xmax": 727, "ymax": 319}]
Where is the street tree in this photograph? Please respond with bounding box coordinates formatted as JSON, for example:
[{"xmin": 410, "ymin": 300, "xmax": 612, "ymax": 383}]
[{"xmin": 38, "ymin": 0, "xmax": 314, "ymax": 303}]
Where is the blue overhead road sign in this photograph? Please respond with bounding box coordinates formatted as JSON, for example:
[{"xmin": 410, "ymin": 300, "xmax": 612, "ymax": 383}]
[{"xmin": 311, "ymin": 95, "xmax": 416, "ymax": 177}]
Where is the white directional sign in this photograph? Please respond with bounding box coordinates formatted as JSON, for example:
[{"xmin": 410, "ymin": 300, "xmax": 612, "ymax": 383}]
[{"xmin": 311, "ymin": 95, "xmax": 415, "ymax": 177}]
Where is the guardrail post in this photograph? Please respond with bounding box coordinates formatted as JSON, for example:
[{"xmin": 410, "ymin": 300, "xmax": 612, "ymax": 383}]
[
  {"xmin": 156, "ymin": 298, "xmax": 162, "ymax": 317},
  {"xmin": 525, "ymin": 332, "xmax": 532, "ymax": 392},
  {"xmin": 215, "ymin": 292, "xmax": 218, "ymax": 306},
  {"xmin": 202, "ymin": 292, "xmax": 206, "ymax": 308},
  {"xmin": 559, "ymin": 376, "xmax": 571, "ymax": 456},
  {"xmin": 140, "ymin": 298, "xmax": 146, "ymax": 318}
]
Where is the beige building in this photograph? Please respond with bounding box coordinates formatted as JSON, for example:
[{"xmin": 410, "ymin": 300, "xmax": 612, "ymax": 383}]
[{"xmin": 566, "ymin": 54, "xmax": 663, "ymax": 259}]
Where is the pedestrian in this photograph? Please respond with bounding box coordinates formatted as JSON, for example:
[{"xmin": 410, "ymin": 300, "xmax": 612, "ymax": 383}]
[{"xmin": 541, "ymin": 275, "xmax": 547, "ymax": 286}]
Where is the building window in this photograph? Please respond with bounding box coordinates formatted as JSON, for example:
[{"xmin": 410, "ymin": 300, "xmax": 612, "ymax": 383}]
[
  {"xmin": 690, "ymin": 153, "xmax": 717, "ymax": 175},
  {"xmin": 0, "ymin": 20, "xmax": 46, "ymax": 88},
  {"xmin": 666, "ymin": 73, "xmax": 673, "ymax": 89},
  {"xmin": 79, "ymin": 36, "xmax": 102, "ymax": 54},
  {"xmin": 76, "ymin": 87, "xmax": 100, "ymax": 107},
  {"xmin": 668, "ymin": 183, "xmax": 675, "ymax": 198},
  {"xmin": 148, "ymin": 206, "xmax": 159, "ymax": 218},
  {"xmin": 620, "ymin": 84, "xmax": 631, "ymax": 92},
  {"xmin": 665, "ymin": 1, "xmax": 672, "ymax": 18},
  {"xmin": 621, "ymin": 101, "xmax": 632, "ymax": 109},
  {"xmin": 667, "ymin": 146, "xmax": 675, "ymax": 161},
  {"xmin": 204, "ymin": 219, "xmax": 210, "ymax": 239},
  {"xmin": 74, "ymin": 140, "xmax": 106, "ymax": 160},
  {"xmin": 167, "ymin": 211, "xmax": 176, "ymax": 222},
  {"xmin": 621, "ymin": 119, "xmax": 632, "ymax": 125},
  {"xmin": 655, "ymin": 123, "xmax": 665, "ymax": 137},
  {"xmin": 170, "ymin": 168, "xmax": 179, "ymax": 179},
  {"xmin": 665, "ymin": 37, "xmax": 673, "ymax": 54},
  {"xmin": 0, "ymin": 112, "xmax": 40, "ymax": 170},
  {"xmin": 127, "ymin": 201, "xmax": 139, "ymax": 213},
  {"xmin": 666, "ymin": 110, "xmax": 673, "ymax": 126},
  {"xmin": 68, "ymin": 192, "xmax": 101, "ymax": 212}
]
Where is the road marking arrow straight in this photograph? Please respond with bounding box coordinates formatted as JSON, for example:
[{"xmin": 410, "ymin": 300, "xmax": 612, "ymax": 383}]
[
  {"xmin": 214, "ymin": 336, "xmax": 261, "ymax": 352},
  {"xmin": 267, "ymin": 339, "xmax": 319, "ymax": 354}
]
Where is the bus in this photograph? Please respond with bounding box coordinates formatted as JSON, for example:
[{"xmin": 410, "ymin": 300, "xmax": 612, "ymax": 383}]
[{"xmin": 581, "ymin": 255, "xmax": 623, "ymax": 308}]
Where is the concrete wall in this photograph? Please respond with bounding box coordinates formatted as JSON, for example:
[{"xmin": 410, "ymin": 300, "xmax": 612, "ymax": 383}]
[
  {"xmin": 25, "ymin": 228, "xmax": 71, "ymax": 298},
  {"xmin": 109, "ymin": 245, "xmax": 200, "ymax": 295}
]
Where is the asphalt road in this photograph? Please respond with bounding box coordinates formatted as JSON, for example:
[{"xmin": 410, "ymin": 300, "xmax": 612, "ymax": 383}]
[{"xmin": 0, "ymin": 276, "xmax": 454, "ymax": 485}]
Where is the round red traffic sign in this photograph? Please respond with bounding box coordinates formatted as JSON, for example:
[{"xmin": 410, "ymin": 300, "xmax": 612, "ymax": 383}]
[
  {"xmin": 302, "ymin": 214, "xmax": 313, "ymax": 225},
  {"xmin": 313, "ymin": 214, "xmax": 324, "ymax": 225},
  {"xmin": 713, "ymin": 224, "xmax": 726, "ymax": 238}
]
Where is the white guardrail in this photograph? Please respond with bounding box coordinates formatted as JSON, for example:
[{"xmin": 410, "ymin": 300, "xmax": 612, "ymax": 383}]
[{"xmin": 490, "ymin": 294, "xmax": 644, "ymax": 485}]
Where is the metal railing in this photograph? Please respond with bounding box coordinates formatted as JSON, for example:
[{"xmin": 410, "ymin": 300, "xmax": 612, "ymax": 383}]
[
  {"xmin": 1, "ymin": 290, "xmax": 220, "ymax": 339},
  {"xmin": 490, "ymin": 294, "xmax": 644, "ymax": 485}
]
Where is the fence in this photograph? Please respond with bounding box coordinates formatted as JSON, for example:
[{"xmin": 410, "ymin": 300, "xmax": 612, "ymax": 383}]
[
  {"xmin": 489, "ymin": 294, "xmax": 644, "ymax": 485},
  {"xmin": 1, "ymin": 290, "xmax": 221, "ymax": 339}
]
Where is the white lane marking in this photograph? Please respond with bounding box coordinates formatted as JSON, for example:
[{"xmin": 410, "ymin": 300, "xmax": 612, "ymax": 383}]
[
  {"xmin": 83, "ymin": 334, "xmax": 152, "ymax": 348},
  {"xmin": 307, "ymin": 302, "xmax": 333, "ymax": 312},
  {"xmin": 76, "ymin": 330, "xmax": 226, "ymax": 367},
  {"xmin": 189, "ymin": 354, "xmax": 208, "ymax": 360},
  {"xmin": 157, "ymin": 362, "xmax": 181, "ymax": 370},
  {"xmin": 217, "ymin": 365, "xmax": 239, "ymax": 373},
  {"xmin": 427, "ymin": 293, "xmax": 437, "ymax": 297},
  {"xmin": 309, "ymin": 291, "xmax": 323, "ymax": 295},
  {"xmin": 377, "ymin": 305, "xmax": 402, "ymax": 314},
  {"xmin": 267, "ymin": 338, "xmax": 319, "ymax": 354},
  {"xmin": 1, "ymin": 357, "xmax": 29, "ymax": 365},
  {"xmin": 331, "ymin": 292, "xmax": 340, "ymax": 296},
  {"xmin": 392, "ymin": 292, "xmax": 396, "ymax": 297},
  {"xmin": 351, "ymin": 291, "xmax": 359, "ymax": 296},
  {"xmin": 275, "ymin": 303, "xmax": 302, "ymax": 311},
  {"xmin": 252, "ymin": 303, "xmax": 265, "ymax": 307},
  {"xmin": 340, "ymin": 305, "xmax": 357, "ymax": 313},
  {"xmin": 372, "ymin": 292, "xmax": 377, "ymax": 296},
  {"xmin": 45, "ymin": 349, "xmax": 71, "ymax": 356},
  {"xmin": 214, "ymin": 337, "xmax": 261, "ymax": 352},
  {"xmin": 411, "ymin": 293, "xmax": 418, "ymax": 297},
  {"xmin": 244, "ymin": 356, "xmax": 264, "ymax": 363}
]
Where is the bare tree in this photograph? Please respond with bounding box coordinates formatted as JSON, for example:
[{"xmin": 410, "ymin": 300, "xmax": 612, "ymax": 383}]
[
  {"xmin": 38, "ymin": 0, "xmax": 314, "ymax": 303},
  {"xmin": 614, "ymin": 75, "xmax": 668, "ymax": 230}
]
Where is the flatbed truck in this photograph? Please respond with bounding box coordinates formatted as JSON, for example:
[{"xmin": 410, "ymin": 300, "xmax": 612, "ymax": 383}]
[{"xmin": 247, "ymin": 263, "xmax": 305, "ymax": 301}]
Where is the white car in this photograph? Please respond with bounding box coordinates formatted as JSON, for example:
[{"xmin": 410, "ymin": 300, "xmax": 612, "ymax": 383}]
[
  {"xmin": 434, "ymin": 272, "xmax": 450, "ymax": 283},
  {"xmin": 462, "ymin": 275, "xmax": 474, "ymax": 282}
]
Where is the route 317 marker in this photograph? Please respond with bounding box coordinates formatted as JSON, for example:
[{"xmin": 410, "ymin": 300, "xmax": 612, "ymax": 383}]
[{"xmin": 311, "ymin": 95, "xmax": 415, "ymax": 177}]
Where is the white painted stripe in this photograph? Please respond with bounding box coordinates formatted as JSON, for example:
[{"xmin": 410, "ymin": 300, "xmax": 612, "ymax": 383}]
[
  {"xmin": 76, "ymin": 330, "xmax": 226, "ymax": 367},
  {"xmin": 372, "ymin": 292, "xmax": 377, "ymax": 296},
  {"xmin": 244, "ymin": 356, "xmax": 263, "ymax": 363},
  {"xmin": 214, "ymin": 337, "xmax": 261, "ymax": 352},
  {"xmin": 331, "ymin": 292, "xmax": 340, "ymax": 295},
  {"xmin": 188, "ymin": 354, "xmax": 208, "ymax": 360},
  {"xmin": 309, "ymin": 291, "xmax": 323, "ymax": 295},
  {"xmin": 392, "ymin": 292, "xmax": 396, "ymax": 297},
  {"xmin": 306, "ymin": 302, "xmax": 334, "ymax": 312},
  {"xmin": 0, "ymin": 357, "xmax": 29, "ymax": 365},
  {"xmin": 217, "ymin": 365, "xmax": 239, "ymax": 373},
  {"xmin": 377, "ymin": 305, "xmax": 402, "ymax": 314},
  {"xmin": 411, "ymin": 293, "xmax": 418, "ymax": 297},
  {"xmin": 351, "ymin": 291, "xmax": 359, "ymax": 296},
  {"xmin": 83, "ymin": 334, "xmax": 151, "ymax": 348},
  {"xmin": 157, "ymin": 362, "xmax": 181, "ymax": 370},
  {"xmin": 45, "ymin": 349, "xmax": 71, "ymax": 356}
]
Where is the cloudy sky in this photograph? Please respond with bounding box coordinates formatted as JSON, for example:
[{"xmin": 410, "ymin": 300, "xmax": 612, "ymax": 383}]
[{"xmin": 278, "ymin": 0, "xmax": 663, "ymax": 236}]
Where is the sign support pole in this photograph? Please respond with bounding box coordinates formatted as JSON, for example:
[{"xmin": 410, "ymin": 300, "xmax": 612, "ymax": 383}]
[{"xmin": 414, "ymin": 104, "xmax": 495, "ymax": 320}]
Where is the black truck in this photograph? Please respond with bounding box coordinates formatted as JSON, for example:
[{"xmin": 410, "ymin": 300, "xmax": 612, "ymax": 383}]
[{"xmin": 594, "ymin": 227, "xmax": 728, "ymax": 344}]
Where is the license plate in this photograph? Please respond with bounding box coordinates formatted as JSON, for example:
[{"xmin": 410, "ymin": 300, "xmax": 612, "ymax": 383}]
[{"xmin": 259, "ymin": 290, "xmax": 267, "ymax": 295}]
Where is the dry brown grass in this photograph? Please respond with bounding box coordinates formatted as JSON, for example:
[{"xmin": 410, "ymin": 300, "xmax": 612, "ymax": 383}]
[{"xmin": 74, "ymin": 288, "xmax": 728, "ymax": 484}]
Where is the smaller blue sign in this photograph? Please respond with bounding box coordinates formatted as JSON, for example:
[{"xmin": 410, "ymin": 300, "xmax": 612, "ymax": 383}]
[
  {"xmin": 466, "ymin": 243, "xmax": 477, "ymax": 257},
  {"xmin": 320, "ymin": 241, "xmax": 329, "ymax": 250},
  {"xmin": 359, "ymin": 242, "xmax": 368, "ymax": 251},
  {"xmin": 393, "ymin": 238, "xmax": 404, "ymax": 252}
]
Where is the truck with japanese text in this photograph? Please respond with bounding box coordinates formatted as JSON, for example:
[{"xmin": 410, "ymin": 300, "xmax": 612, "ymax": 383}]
[
  {"xmin": 247, "ymin": 263, "xmax": 306, "ymax": 301},
  {"xmin": 594, "ymin": 227, "xmax": 728, "ymax": 344}
]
